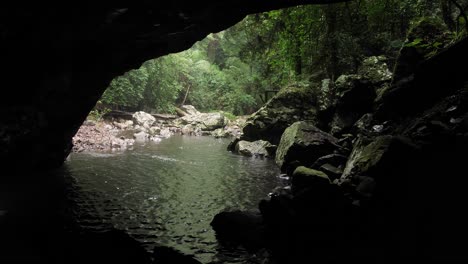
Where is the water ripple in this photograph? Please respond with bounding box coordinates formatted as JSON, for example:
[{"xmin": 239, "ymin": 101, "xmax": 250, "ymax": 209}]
[{"xmin": 63, "ymin": 135, "xmax": 282, "ymax": 263}]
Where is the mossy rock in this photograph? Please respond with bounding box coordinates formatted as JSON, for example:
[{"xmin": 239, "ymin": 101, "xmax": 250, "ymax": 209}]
[
  {"xmin": 242, "ymin": 83, "xmax": 319, "ymax": 144},
  {"xmin": 393, "ymin": 17, "xmax": 451, "ymax": 81},
  {"xmin": 275, "ymin": 121, "xmax": 338, "ymax": 172},
  {"xmin": 341, "ymin": 135, "xmax": 417, "ymax": 180},
  {"xmin": 291, "ymin": 166, "xmax": 331, "ymax": 194}
]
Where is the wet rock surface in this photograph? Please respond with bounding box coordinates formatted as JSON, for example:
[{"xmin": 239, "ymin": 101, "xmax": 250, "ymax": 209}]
[
  {"xmin": 234, "ymin": 140, "xmax": 276, "ymax": 157},
  {"xmin": 72, "ymin": 105, "xmax": 243, "ymax": 152},
  {"xmin": 275, "ymin": 121, "xmax": 339, "ymax": 171},
  {"xmin": 213, "ymin": 42, "xmax": 468, "ymax": 262},
  {"xmin": 241, "ymin": 84, "xmax": 320, "ymax": 145}
]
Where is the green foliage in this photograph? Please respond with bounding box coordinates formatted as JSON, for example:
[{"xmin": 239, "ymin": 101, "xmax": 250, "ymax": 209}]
[
  {"xmin": 87, "ymin": 104, "xmax": 110, "ymax": 121},
  {"xmin": 99, "ymin": 0, "xmax": 463, "ymax": 115}
]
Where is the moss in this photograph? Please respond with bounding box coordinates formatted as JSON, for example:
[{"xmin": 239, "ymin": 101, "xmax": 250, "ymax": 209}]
[
  {"xmin": 220, "ymin": 111, "xmax": 237, "ymax": 121},
  {"xmin": 275, "ymin": 121, "xmax": 300, "ymax": 167},
  {"xmin": 293, "ymin": 166, "xmax": 330, "ymax": 182},
  {"xmin": 405, "ymin": 17, "xmax": 451, "ymax": 59},
  {"xmin": 353, "ymin": 136, "xmax": 392, "ymax": 173}
]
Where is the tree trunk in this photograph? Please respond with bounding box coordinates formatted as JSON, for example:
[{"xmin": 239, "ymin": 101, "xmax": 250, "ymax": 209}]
[
  {"xmin": 325, "ymin": 5, "xmax": 338, "ymax": 81},
  {"xmin": 180, "ymin": 84, "xmax": 191, "ymax": 106}
]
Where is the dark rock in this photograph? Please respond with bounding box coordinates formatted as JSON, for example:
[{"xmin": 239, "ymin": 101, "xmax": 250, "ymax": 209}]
[
  {"xmin": 241, "ymin": 83, "xmax": 320, "ymax": 145},
  {"xmin": 311, "ymin": 153, "xmax": 348, "ymax": 170},
  {"xmin": 152, "ymin": 246, "xmax": 201, "ymax": 264},
  {"xmin": 319, "ymin": 163, "xmax": 343, "ymax": 181},
  {"xmin": 210, "ymin": 210, "xmax": 266, "ymax": 250},
  {"xmin": 340, "ymin": 135, "xmax": 418, "ymax": 181},
  {"xmin": 4, "ymin": 1, "xmax": 354, "ymax": 171},
  {"xmin": 275, "ymin": 121, "xmax": 339, "ymax": 172},
  {"xmin": 375, "ymin": 20, "xmax": 467, "ymax": 121},
  {"xmin": 227, "ymin": 137, "xmax": 240, "ymax": 152},
  {"xmin": 354, "ymin": 175, "xmax": 376, "ymax": 199},
  {"xmin": 329, "ymin": 74, "xmax": 377, "ymax": 136},
  {"xmin": 67, "ymin": 229, "xmax": 151, "ymax": 264},
  {"xmin": 291, "ymin": 166, "xmax": 331, "ymax": 194},
  {"xmin": 283, "ymin": 160, "xmax": 303, "ymax": 176}
]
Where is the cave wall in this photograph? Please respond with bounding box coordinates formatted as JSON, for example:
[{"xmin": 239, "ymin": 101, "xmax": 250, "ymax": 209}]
[{"xmin": 0, "ymin": 1, "xmax": 347, "ymax": 172}]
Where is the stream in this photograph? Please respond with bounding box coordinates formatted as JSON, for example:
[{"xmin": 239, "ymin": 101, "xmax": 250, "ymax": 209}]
[{"xmin": 63, "ymin": 135, "xmax": 282, "ymax": 263}]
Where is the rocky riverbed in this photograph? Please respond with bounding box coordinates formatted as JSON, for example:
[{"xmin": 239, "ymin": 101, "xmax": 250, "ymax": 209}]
[
  {"xmin": 72, "ymin": 105, "xmax": 246, "ymax": 153},
  {"xmin": 212, "ymin": 22, "xmax": 468, "ymax": 262}
]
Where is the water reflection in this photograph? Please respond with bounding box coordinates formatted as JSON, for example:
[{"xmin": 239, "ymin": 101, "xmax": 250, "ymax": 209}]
[{"xmin": 64, "ymin": 135, "xmax": 281, "ymax": 263}]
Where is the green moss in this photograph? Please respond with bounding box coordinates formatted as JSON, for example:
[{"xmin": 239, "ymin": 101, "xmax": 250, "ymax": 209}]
[
  {"xmin": 405, "ymin": 17, "xmax": 451, "ymax": 59},
  {"xmin": 293, "ymin": 166, "xmax": 330, "ymax": 182},
  {"xmin": 220, "ymin": 111, "xmax": 237, "ymax": 121},
  {"xmin": 275, "ymin": 121, "xmax": 301, "ymax": 167}
]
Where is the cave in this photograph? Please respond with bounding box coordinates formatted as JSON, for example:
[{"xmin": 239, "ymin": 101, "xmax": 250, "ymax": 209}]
[
  {"xmin": 0, "ymin": 0, "xmax": 346, "ymax": 172},
  {"xmin": 2, "ymin": 1, "xmax": 468, "ymax": 263}
]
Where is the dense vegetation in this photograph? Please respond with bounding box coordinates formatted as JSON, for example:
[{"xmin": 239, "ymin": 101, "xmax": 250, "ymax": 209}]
[{"xmin": 98, "ymin": 0, "xmax": 467, "ymax": 116}]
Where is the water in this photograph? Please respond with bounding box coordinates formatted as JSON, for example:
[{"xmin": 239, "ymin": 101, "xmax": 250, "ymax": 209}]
[{"xmin": 63, "ymin": 135, "xmax": 282, "ymax": 263}]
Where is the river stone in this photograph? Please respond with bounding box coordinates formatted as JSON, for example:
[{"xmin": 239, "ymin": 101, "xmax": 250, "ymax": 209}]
[
  {"xmin": 132, "ymin": 111, "xmax": 156, "ymax": 129},
  {"xmin": 180, "ymin": 105, "xmax": 200, "ymax": 115},
  {"xmin": 201, "ymin": 112, "xmax": 226, "ymax": 130},
  {"xmin": 181, "ymin": 112, "xmax": 226, "ymax": 131},
  {"xmin": 211, "ymin": 128, "xmax": 228, "ymax": 138},
  {"xmin": 235, "ymin": 140, "xmax": 275, "ymax": 157},
  {"xmin": 227, "ymin": 137, "xmax": 240, "ymax": 151},
  {"xmin": 148, "ymin": 126, "xmax": 161, "ymax": 136},
  {"xmin": 133, "ymin": 131, "xmax": 148, "ymax": 141},
  {"xmin": 292, "ymin": 166, "xmax": 331, "ymax": 193},
  {"xmin": 275, "ymin": 121, "xmax": 338, "ymax": 172}
]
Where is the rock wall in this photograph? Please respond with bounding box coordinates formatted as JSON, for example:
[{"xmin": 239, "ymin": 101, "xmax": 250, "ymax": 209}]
[
  {"xmin": 215, "ymin": 35, "xmax": 468, "ymax": 262},
  {"xmin": 0, "ymin": 0, "xmax": 347, "ymax": 172}
]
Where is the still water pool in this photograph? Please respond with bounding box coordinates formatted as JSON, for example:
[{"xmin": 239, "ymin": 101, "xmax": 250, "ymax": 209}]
[{"xmin": 63, "ymin": 135, "xmax": 282, "ymax": 263}]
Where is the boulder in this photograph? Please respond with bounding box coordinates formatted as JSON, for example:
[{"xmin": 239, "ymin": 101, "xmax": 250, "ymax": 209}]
[
  {"xmin": 227, "ymin": 137, "xmax": 240, "ymax": 152},
  {"xmin": 67, "ymin": 229, "xmax": 151, "ymax": 264},
  {"xmin": 180, "ymin": 105, "xmax": 200, "ymax": 116},
  {"xmin": 235, "ymin": 140, "xmax": 275, "ymax": 157},
  {"xmin": 181, "ymin": 112, "xmax": 226, "ymax": 131},
  {"xmin": 292, "ymin": 166, "xmax": 331, "ymax": 193},
  {"xmin": 311, "ymin": 154, "xmax": 348, "ymax": 170},
  {"xmin": 357, "ymin": 56, "xmax": 392, "ymax": 85},
  {"xmin": 210, "ymin": 210, "xmax": 265, "ymax": 250},
  {"xmin": 200, "ymin": 112, "xmax": 226, "ymax": 130},
  {"xmin": 133, "ymin": 131, "xmax": 148, "ymax": 142},
  {"xmin": 148, "ymin": 126, "xmax": 161, "ymax": 136},
  {"xmin": 211, "ymin": 128, "xmax": 228, "ymax": 138},
  {"xmin": 241, "ymin": 83, "xmax": 319, "ymax": 145},
  {"xmin": 275, "ymin": 121, "xmax": 339, "ymax": 172},
  {"xmin": 159, "ymin": 128, "xmax": 173, "ymax": 138},
  {"xmin": 318, "ymin": 164, "xmax": 343, "ymax": 181},
  {"xmin": 329, "ymin": 74, "xmax": 377, "ymax": 136},
  {"xmin": 132, "ymin": 111, "xmax": 156, "ymax": 129},
  {"xmin": 340, "ymin": 135, "xmax": 417, "ymax": 181}
]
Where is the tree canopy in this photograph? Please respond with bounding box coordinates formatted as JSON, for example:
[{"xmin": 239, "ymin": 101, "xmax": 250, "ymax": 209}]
[{"xmin": 98, "ymin": 0, "xmax": 467, "ymax": 116}]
